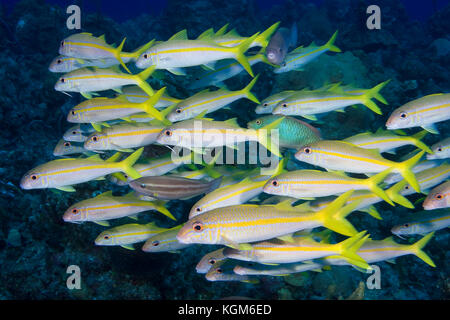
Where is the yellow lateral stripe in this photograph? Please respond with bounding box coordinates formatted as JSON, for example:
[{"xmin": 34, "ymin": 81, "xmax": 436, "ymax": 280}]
[
  {"xmin": 182, "ymin": 92, "xmax": 240, "ymax": 111},
  {"xmin": 99, "ymin": 129, "xmax": 162, "ymax": 140},
  {"xmin": 408, "ymin": 215, "xmax": 450, "ymax": 227},
  {"xmin": 419, "ymin": 168, "xmax": 450, "ymax": 184},
  {"xmin": 313, "ymin": 149, "xmax": 390, "ymax": 167},
  {"xmin": 66, "ymin": 75, "xmax": 131, "ymax": 81},
  {"xmin": 87, "ymin": 202, "xmax": 152, "ymax": 211},
  {"xmin": 408, "ymin": 103, "xmax": 450, "ymax": 115},
  {"xmin": 281, "ymin": 179, "xmax": 362, "ymax": 186},
  {"xmin": 204, "ymin": 181, "xmax": 264, "ymax": 208},
  {"xmin": 140, "ymin": 160, "xmax": 174, "ymax": 173},
  {"xmin": 355, "ymin": 137, "xmax": 407, "ymax": 147},
  {"xmin": 74, "ymin": 104, "xmax": 142, "ymax": 114},
  {"xmin": 359, "ymin": 247, "xmax": 406, "ymax": 253},
  {"xmin": 294, "ymin": 96, "xmax": 360, "ymax": 105},
  {"xmin": 286, "ymin": 46, "xmax": 324, "ymax": 64},
  {"xmin": 112, "ymin": 230, "xmax": 156, "ymax": 239},
  {"xmin": 152, "ymin": 46, "xmax": 233, "ymax": 56},
  {"xmin": 65, "ymin": 41, "xmax": 114, "ymax": 53},
  {"xmin": 251, "ymin": 246, "xmax": 333, "ymax": 252},
  {"xmin": 207, "ymin": 216, "xmax": 313, "ymax": 229},
  {"xmin": 39, "ymin": 164, "xmax": 112, "ymax": 177}
]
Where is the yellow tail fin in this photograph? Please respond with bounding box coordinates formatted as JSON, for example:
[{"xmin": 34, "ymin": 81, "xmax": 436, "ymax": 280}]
[
  {"xmin": 324, "ymin": 30, "xmax": 341, "ymax": 53},
  {"xmin": 114, "ymin": 37, "xmax": 131, "ymax": 74},
  {"xmin": 337, "ymin": 231, "xmax": 370, "ymax": 270},
  {"xmin": 240, "ymin": 74, "xmax": 260, "ymax": 104},
  {"xmin": 153, "ymin": 200, "xmax": 176, "ymax": 221},
  {"xmin": 127, "ymin": 39, "xmax": 155, "ymax": 60},
  {"xmin": 386, "ymin": 180, "xmax": 414, "ymax": 208},
  {"xmin": 135, "ymin": 65, "xmax": 156, "ymax": 96},
  {"xmin": 409, "ymin": 130, "xmax": 433, "ymax": 154},
  {"xmin": 410, "ymin": 232, "xmax": 436, "ymax": 267},
  {"xmin": 365, "ymin": 168, "xmax": 395, "ymax": 206},
  {"xmin": 141, "ymin": 87, "xmax": 166, "ymax": 121},
  {"xmin": 117, "ymin": 147, "xmax": 144, "ymax": 179},
  {"xmin": 361, "ymin": 80, "xmax": 390, "ymax": 114},
  {"xmin": 254, "ymin": 22, "xmax": 280, "ymax": 48},
  {"xmin": 231, "ymin": 33, "xmax": 259, "ymax": 77},
  {"xmin": 395, "ymin": 150, "xmax": 425, "ymax": 193}
]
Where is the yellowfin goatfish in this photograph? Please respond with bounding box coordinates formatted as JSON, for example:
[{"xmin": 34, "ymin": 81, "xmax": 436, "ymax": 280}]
[
  {"xmin": 274, "ymin": 30, "xmax": 341, "ymax": 73},
  {"xmin": 188, "ymin": 158, "xmax": 285, "ymax": 218},
  {"xmin": 84, "ymin": 122, "xmax": 165, "ymax": 152},
  {"xmin": 49, "ymin": 55, "xmax": 130, "ymax": 73},
  {"xmin": 63, "ymin": 190, "xmax": 175, "ymax": 225},
  {"xmin": 196, "ymin": 248, "xmax": 227, "ymax": 274},
  {"xmin": 129, "ymin": 175, "xmax": 223, "ymax": 200},
  {"xmin": 120, "ymin": 85, "xmax": 181, "ymax": 108},
  {"xmin": 343, "ymin": 129, "xmax": 432, "ymax": 154},
  {"xmin": 254, "ymin": 90, "xmax": 296, "ymax": 114},
  {"xmin": 155, "ymin": 117, "xmax": 284, "ymax": 157},
  {"xmin": 233, "ymin": 261, "xmax": 323, "ymax": 277},
  {"xmin": 176, "ymin": 191, "xmax": 363, "ymax": 250},
  {"xmin": 423, "ymin": 181, "xmax": 450, "ymax": 210},
  {"xmin": 95, "ymin": 222, "xmax": 167, "ymax": 250},
  {"xmin": 63, "ymin": 124, "xmax": 95, "ymax": 142},
  {"xmin": 142, "ymin": 225, "xmax": 192, "ymax": 253},
  {"xmin": 272, "ymin": 80, "xmax": 389, "ymax": 119},
  {"xmin": 58, "ymin": 32, "xmax": 150, "ymax": 73},
  {"xmin": 20, "ymin": 148, "xmax": 143, "ymax": 192},
  {"xmin": 135, "ymin": 31, "xmax": 259, "ymax": 77},
  {"xmin": 386, "ymin": 163, "xmax": 450, "ymax": 208},
  {"xmin": 427, "ymin": 137, "xmax": 450, "ymax": 160},
  {"xmin": 205, "ymin": 261, "xmax": 259, "ymax": 284},
  {"xmin": 294, "ymin": 140, "xmax": 425, "ymax": 192},
  {"xmin": 391, "ymin": 210, "xmax": 449, "ymax": 237},
  {"xmin": 67, "ymin": 87, "xmax": 166, "ymax": 128},
  {"xmin": 386, "ymin": 93, "xmax": 450, "ymax": 134},
  {"xmin": 55, "ymin": 66, "xmax": 157, "ymax": 99},
  {"xmin": 188, "ymin": 54, "xmax": 265, "ymax": 90},
  {"xmin": 223, "ymin": 231, "xmax": 370, "ymax": 269},
  {"xmin": 53, "ymin": 139, "xmax": 92, "ymax": 157},
  {"xmin": 265, "ymin": 22, "xmax": 297, "ymax": 65},
  {"xmin": 263, "ymin": 169, "xmax": 395, "ymax": 206},
  {"xmin": 323, "ymin": 233, "xmax": 436, "ymax": 268},
  {"xmin": 167, "ymin": 75, "xmax": 260, "ymax": 122}
]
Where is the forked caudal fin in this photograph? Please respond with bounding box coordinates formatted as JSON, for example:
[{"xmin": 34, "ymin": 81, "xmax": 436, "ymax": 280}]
[
  {"xmin": 230, "ymin": 33, "xmax": 259, "ymax": 77},
  {"xmin": 116, "ymin": 147, "xmax": 144, "ymax": 179},
  {"xmin": 395, "ymin": 150, "xmax": 426, "ymax": 193},
  {"xmin": 361, "ymin": 80, "xmax": 391, "ymax": 114},
  {"xmin": 410, "ymin": 232, "xmax": 436, "ymax": 267}
]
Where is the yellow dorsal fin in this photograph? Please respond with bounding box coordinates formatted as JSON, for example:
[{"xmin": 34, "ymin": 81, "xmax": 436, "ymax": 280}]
[
  {"xmin": 224, "ymin": 28, "xmax": 240, "ymax": 38},
  {"xmin": 169, "ymin": 29, "xmax": 188, "ymax": 41},
  {"xmin": 274, "ymin": 199, "xmax": 294, "ymax": 211},
  {"xmin": 197, "ymin": 28, "xmax": 215, "ymax": 40},
  {"xmin": 97, "ymin": 190, "xmax": 114, "ymax": 198},
  {"xmin": 86, "ymin": 154, "xmax": 102, "ymax": 161}
]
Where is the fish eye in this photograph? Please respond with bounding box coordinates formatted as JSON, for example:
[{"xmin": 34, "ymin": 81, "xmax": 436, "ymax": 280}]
[
  {"xmin": 437, "ymin": 147, "xmax": 442, "ymax": 152},
  {"xmin": 193, "ymin": 222, "xmax": 203, "ymax": 232},
  {"xmin": 208, "ymin": 259, "xmax": 216, "ymax": 265},
  {"xmin": 282, "ymin": 103, "xmax": 287, "ymax": 108},
  {"xmin": 61, "ymin": 41, "xmax": 64, "ymax": 47},
  {"xmin": 60, "ymin": 78, "xmax": 65, "ymax": 83},
  {"xmin": 282, "ymin": 62, "xmax": 286, "ymax": 67},
  {"xmin": 64, "ymin": 142, "xmax": 71, "ymax": 147},
  {"xmin": 164, "ymin": 130, "xmax": 172, "ymax": 136},
  {"xmin": 152, "ymin": 240, "xmax": 159, "ymax": 246},
  {"xmin": 271, "ymin": 180, "xmax": 279, "ymax": 187},
  {"xmin": 255, "ymin": 120, "xmax": 261, "ymax": 125},
  {"xmin": 143, "ymin": 54, "xmax": 148, "ymax": 59},
  {"xmin": 176, "ymin": 108, "xmax": 182, "ymax": 114},
  {"xmin": 71, "ymin": 110, "xmax": 75, "ymax": 116},
  {"xmin": 400, "ymin": 112, "xmax": 407, "ymax": 119},
  {"xmin": 403, "ymin": 223, "xmax": 409, "ymax": 228},
  {"xmin": 103, "ymin": 235, "xmax": 110, "ymax": 240},
  {"xmin": 92, "ymin": 136, "xmax": 98, "ymax": 142},
  {"xmin": 195, "ymin": 207, "xmax": 201, "ymax": 212},
  {"xmin": 72, "ymin": 208, "xmax": 79, "ymax": 215},
  {"xmin": 216, "ymin": 268, "xmax": 223, "ymax": 274},
  {"xmin": 263, "ymin": 103, "xmax": 268, "ymax": 107},
  {"xmin": 303, "ymin": 147, "xmax": 312, "ymax": 154},
  {"xmin": 140, "ymin": 184, "xmax": 146, "ymax": 189},
  {"xmin": 57, "ymin": 59, "xmax": 62, "ymax": 64},
  {"xmin": 31, "ymin": 175, "xmax": 37, "ymax": 180},
  {"xmin": 435, "ymin": 193, "xmax": 443, "ymax": 200},
  {"xmin": 404, "ymin": 185, "xmax": 410, "ymax": 190},
  {"xmin": 195, "ymin": 78, "xmax": 200, "ymax": 81}
]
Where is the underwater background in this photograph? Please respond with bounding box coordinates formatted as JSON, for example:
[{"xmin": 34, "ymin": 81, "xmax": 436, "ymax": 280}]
[{"xmin": 0, "ymin": 0, "xmax": 449, "ymax": 299}]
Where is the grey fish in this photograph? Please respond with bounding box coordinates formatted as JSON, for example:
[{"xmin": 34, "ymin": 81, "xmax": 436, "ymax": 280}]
[
  {"xmin": 265, "ymin": 22, "xmax": 297, "ymax": 65},
  {"xmin": 129, "ymin": 175, "xmax": 223, "ymax": 200}
]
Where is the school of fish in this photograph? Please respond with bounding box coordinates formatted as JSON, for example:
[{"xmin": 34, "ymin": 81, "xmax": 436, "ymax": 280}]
[{"xmin": 21, "ymin": 21, "xmax": 449, "ymax": 285}]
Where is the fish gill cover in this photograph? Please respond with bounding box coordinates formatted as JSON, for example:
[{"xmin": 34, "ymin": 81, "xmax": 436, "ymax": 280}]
[{"xmin": 0, "ymin": 0, "xmax": 449, "ymax": 300}]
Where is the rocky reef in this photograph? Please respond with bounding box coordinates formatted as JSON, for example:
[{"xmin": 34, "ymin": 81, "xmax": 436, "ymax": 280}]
[{"xmin": 0, "ymin": 0, "xmax": 448, "ymax": 299}]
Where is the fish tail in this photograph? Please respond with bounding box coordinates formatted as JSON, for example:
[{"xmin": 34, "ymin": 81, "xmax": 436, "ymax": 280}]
[
  {"xmin": 361, "ymin": 80, "xmax": 390, "ymax": 114},
  {"xmin": 385, "ymin": 181, "xmax": 414, "ymax": 208},
  {"xmin": 203, "ymin": 150, "xmax": 223, "ymax": 179},
  {"xmin": 365, "ymin": 168, "xmax": 395, "ymax": 206},
  {"xmin": 241, "ymin": 74, "xmax": 260, "ymax": 104},
  {"xmin": 128, "ymin": 39, "xmax": 155, "ymax": 60},
  {"xmin": 324, "ymin": 30, "xmax": 341, "ymax": 53},
  {"xmin": 141, "ymin": 87, "xmax": 166, "ymax": 122},
  {"xmin": 135, "ymin": 65, "xmax": 156, "ymax": 96},
  {"xmin": 317, "ymin": 190, "xmax": 359, "ymax": 236},
  {"xmin": 254, "ymin": 21, "xmax": 280, "ymax": 48},
  {"xmin": 231, "ymin": 33, "xmax": 258, "ymax": 77},
  {"xmin": 410, "ymin": 232, "xmax": 436, "ymax": 267},
  {"xmin": 337, "ymin": 231, "xmax": 370, "ymax": 270},
  {"xmin": 208, "ymin": 176, "xmax": 223, "ymax": 192},
  {"xmin": 117, "ymin": 147, "xmax": 144, "ymax": 179},
  {"xmin": 256, "ymin": 116, "xmax": 285, "ymax": 157},
  {"xmin": 396, "ymin": 150, "xmax": 426, "ymax": 193},
  {"xmin": 153, "ymin": 200, "xmax": 176, "ymax": 220},
  {"xmin": 115, "ymin": 37, "xmax": 132, "ymax": 74},
  {"xmin": 409, "ymin": 130, "xmax": 433, "ymax": 154}
]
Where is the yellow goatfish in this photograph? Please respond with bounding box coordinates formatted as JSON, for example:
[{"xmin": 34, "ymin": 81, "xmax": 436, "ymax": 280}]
[
  {"xmin": 135, "ymin": 30, "xmax": 258, "ymax": 77},
  {"xmin": 142, "ymin": 225, "xmax": 192, "ymax": 253},
  {"xmin": 423, "ymin": 181, "xmax": 450, "ymax": 210},
  {"xmin": 427, "ymin": 137, "xmax": 450, "ymax": 160},
  {"xmin": 196, "ymin": 248, "xmax": 227, "ymax": 274},
  {"xmin": 95, "ymin": 222, "xmax": 168, "ymax": 250},
  {"xmin": 67, "ymin": 87, "xmax": 166, "ymax": 129},
  {"xmin": 386, "ymin": 93, "xmax": 450, "ymax": 134},
  {"xmin": 391, "ymin": 210, "xmax": 449, "ymax": 237},
  {"xmin": 294, "ymin": 140, "xmax": 425, "ymax": 192},
  {"xmin": 20, "ymin": 148, "xmax": 143, "ymax": 192},
  {"xmin": 63, "ymin": 190, "xmax": 175, "ymax": 225},
  {"xmin": 263, "ymin": 169, "xmax": 395, "ymax": 206},
  {"xmin": 84, "ymin": 122, "xmax": 165, "ymax": 152},
  {"xmin": 55, "ymin": 66, "xmax": 157, "ymax": 99},
  {"xmin": 176, "ymin": 191, "xmax": 363, "ymax": 250},
  {"xmin": 223, "ymin": 231, "xmax": 370, "ymax": 269}
]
